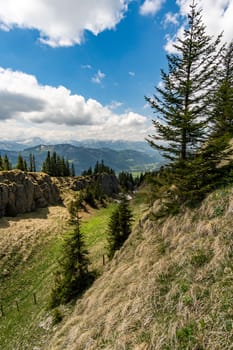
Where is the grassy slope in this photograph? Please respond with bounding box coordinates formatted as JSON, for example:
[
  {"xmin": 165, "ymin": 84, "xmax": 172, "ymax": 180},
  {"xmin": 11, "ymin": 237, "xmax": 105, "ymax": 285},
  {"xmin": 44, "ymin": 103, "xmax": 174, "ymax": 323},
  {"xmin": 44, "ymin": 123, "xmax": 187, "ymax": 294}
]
[
  {"xmin": 46, "ymin": 187, "xmax": 233, "ymax": 350},
  {"xmin": 0, "ymin": 198, "xmax": 145, "ymax": 350},
  {"xmin": 0, "ymin": 206, "xmax": 69, "ymax": 350}
]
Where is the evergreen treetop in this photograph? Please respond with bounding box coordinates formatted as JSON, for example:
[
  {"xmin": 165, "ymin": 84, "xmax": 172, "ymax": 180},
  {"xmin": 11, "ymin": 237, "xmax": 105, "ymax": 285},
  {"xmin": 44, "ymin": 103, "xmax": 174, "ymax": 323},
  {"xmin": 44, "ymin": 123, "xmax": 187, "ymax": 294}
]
[
  {"xmin": 42, "ymin": 150, "xmax": 74, "ymax": 177},
  {"xmin": 16, "ymin": 154, "xmax": 27, "ymax": 171},
  {"xmin": 3, "ymin": 155, "xmax": 11, "ymax": 170},
  {"xmin": 146, "ymin": 1, "xmax": 222, "ymax": 162}
]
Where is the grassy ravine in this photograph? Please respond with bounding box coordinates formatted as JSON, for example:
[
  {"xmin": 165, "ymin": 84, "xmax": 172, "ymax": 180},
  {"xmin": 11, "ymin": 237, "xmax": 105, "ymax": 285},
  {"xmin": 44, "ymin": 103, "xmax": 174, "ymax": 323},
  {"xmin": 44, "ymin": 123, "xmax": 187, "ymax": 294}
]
[
  {"xmin": 0, "ymin": 204, "xmax": 113, "ymax": 349},
  {"xmin": 0, "ymin": 197, "xmax": 145, "ymax": 350}
]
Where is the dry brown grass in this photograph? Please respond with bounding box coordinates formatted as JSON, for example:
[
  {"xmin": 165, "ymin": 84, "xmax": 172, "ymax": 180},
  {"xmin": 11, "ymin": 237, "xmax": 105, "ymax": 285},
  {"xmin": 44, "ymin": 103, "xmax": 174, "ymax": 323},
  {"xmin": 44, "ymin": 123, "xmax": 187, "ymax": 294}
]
[
  {"xmin": 0, "ymin": 205, "xmax": 69, "ymax": 274},
  {"xmin": 45, "ymin": 186, "xmax": 233, "ymax": 350},
  {"xmin": 0, "ymin": 187, "xmax": 95, "ymax": 275},
  {"xmin": 0, "ymin": 190, "xmax": 112, "ymax": 350}
]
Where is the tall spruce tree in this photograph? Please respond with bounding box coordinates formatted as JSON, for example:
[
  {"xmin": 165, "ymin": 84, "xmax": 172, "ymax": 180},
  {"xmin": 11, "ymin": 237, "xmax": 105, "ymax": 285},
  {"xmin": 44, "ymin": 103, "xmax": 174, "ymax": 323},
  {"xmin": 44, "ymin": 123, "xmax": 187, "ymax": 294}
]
[
  {"xmin": 146, "ymin": 1, "xmax": 222, "ymax": 163},
  {"xmin": 145, "ymin": 1, "xmax": 224, "ymax": 206}
]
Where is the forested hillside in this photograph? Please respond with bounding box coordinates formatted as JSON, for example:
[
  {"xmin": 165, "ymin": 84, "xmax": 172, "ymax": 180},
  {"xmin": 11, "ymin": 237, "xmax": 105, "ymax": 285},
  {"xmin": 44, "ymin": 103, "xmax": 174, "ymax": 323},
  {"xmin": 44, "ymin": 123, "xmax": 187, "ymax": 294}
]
[{"xmin": 0, "ymin": 144, "xmax": 162, "ymax": 175}]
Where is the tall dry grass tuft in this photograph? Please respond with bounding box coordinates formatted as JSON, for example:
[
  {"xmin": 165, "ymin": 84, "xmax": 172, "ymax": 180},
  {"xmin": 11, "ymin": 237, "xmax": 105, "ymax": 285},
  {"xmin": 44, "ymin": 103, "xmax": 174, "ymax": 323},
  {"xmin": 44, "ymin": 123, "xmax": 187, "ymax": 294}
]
[{"xmin": 47, "ymin": 186, "xmax": 233, "ymax": 350}]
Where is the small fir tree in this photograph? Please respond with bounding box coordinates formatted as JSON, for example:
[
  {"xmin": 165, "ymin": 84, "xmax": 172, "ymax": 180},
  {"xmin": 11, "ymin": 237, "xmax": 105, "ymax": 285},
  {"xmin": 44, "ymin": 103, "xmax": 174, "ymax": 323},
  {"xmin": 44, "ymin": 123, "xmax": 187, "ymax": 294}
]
[
  {"xmin": 71, "ymin": 163, "xmax": 75, "ymax": 177},
  {"xmin": 50, "ymin": 200, "xmax": 93, "ymax": 308},
  {"xmin": 82, "ymin": 166, "xmax": 91, "ymax": 176},
  {"xmin": 107, "ymin": 209, "xmax": 121, "ymax": 259},
  {"xmin": 16, "ymin": 154, "xmax": 27, "ymax": 171},
  {"xmin": 23, "ymin": 159, "xmax": 28, "ymax": 171},
  {"xmin": 3, "ymin": 155, "xmax": 11, "ymax": 170},
  {"xmin": 42, "ymin": 151, "xmax": 51, "ymax": 174},
  {"xmin": 107, "ymin": 195, "xmax": 133, "ymax": 258},
  {"xmin": 29, "ymin": 153, "xmax": 36, "ymax": 172}
]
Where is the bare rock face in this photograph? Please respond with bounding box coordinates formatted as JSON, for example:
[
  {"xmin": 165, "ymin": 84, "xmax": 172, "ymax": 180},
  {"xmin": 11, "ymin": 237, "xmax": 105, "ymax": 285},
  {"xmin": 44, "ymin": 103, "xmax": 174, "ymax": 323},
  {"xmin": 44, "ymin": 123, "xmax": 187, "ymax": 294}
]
[
  {"xmin": 94, "ymin": 173, "xmax": 119, "ymax": 196},
  {"xmin": 0, "ymin": 170, "xmax": 119, "ymax": 218},
  {"xmin": 0, "ymin": 170, "xmax": 61, "ymax": 217},
  {"xmin": 52, "ymin": 173, "xmax": 120, "ymax": 196}
]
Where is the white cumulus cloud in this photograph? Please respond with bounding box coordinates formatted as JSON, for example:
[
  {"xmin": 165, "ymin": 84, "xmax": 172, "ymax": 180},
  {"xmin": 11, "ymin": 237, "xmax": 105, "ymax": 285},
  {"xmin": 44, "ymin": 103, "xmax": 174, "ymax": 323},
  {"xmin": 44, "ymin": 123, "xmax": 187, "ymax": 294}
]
[
  {"xmin": 0, "ymin": 0, "xmax": 130, "ymax": 47},
  {"xmin": 0, "ymin": 67, "xmax": 150, "ymax": 141},
  {"xmin": 140, "ymin": 0, "xmax": 166, "ymax": 16}
]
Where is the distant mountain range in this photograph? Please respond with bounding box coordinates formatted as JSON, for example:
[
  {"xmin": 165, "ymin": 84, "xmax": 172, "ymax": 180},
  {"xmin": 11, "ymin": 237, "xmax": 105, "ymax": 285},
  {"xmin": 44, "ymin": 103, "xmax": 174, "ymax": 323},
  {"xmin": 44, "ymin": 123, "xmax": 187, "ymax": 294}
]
[
  {"xmin": 0, "ymin": 138, "xmax": 156, "ymax": 154},
  {"xmin": 0, "ymin": 141, "xmax": 164, "ymax": 175}
]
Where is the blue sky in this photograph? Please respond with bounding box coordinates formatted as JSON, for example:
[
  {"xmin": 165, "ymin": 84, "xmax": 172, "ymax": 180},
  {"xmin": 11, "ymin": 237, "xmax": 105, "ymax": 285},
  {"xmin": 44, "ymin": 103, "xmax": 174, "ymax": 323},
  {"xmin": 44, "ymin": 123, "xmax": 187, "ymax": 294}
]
[{"xmin": 0, "ymin": 0, "xmax": 232, "ymax": 143}]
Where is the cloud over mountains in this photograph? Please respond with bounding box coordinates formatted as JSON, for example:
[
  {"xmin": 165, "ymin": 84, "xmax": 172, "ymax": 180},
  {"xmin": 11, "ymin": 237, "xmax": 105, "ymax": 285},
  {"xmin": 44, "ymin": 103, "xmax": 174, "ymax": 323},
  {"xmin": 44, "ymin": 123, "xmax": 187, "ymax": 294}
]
[
  {"xmin": 0, "ymin": 0, "xmax": 231, "ymax": 143},
  {"xmin": 0, "ymin": 67, "xmax": 150, "ymax": 141}
]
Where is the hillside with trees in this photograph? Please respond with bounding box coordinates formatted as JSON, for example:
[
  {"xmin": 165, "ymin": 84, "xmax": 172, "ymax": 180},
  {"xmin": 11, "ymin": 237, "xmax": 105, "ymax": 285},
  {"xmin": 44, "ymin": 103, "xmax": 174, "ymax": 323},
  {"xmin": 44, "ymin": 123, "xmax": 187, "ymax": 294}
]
[
  {"xmin": 45, "ymin": 3, "xmax": 233, "ymax": 349},
  {"xmin": 0, "ymin": 144, "xmax": 162, "ymax": 175},
  {"xmin": 0, "ymin": 2, "xmax": 232, "ymax": 350}
]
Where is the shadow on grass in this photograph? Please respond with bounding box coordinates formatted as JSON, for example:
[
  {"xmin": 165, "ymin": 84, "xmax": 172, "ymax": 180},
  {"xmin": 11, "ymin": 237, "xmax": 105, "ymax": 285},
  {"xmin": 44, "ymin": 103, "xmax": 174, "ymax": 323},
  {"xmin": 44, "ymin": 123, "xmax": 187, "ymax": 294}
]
[{"xmin": 49, "ymin": 270, "xmax": 98, "ymax": 310}]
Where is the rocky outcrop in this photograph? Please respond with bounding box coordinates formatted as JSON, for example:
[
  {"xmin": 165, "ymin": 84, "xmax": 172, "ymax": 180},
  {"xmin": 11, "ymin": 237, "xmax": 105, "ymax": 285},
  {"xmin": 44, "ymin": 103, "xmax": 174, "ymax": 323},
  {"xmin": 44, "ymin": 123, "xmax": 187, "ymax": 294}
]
[
  {"xmin": 0, "ymin": 171, "xmax": 120, "ymax": 218},
  {"xmin": 0, "ymin": 170, "xmax": 61, "ymax": 217},
  {"xmin": 95, "ymin": 173, "xmax": 119, "ymax": 196},
  {"xmin": 52, "ymin": 173, "xmax": 120, "ymax": 196}
]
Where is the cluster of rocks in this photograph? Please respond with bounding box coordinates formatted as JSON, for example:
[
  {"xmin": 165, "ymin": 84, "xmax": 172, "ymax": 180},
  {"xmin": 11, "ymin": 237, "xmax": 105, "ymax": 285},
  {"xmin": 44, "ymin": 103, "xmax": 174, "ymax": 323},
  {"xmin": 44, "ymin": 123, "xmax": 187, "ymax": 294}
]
[
  {"xmin": 0, "ymin": 170, "xmax": 120, "ymax": 218},
  {"xmin": 0, "ymin": 170, "xmax": 61, "ymax": 217}
]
